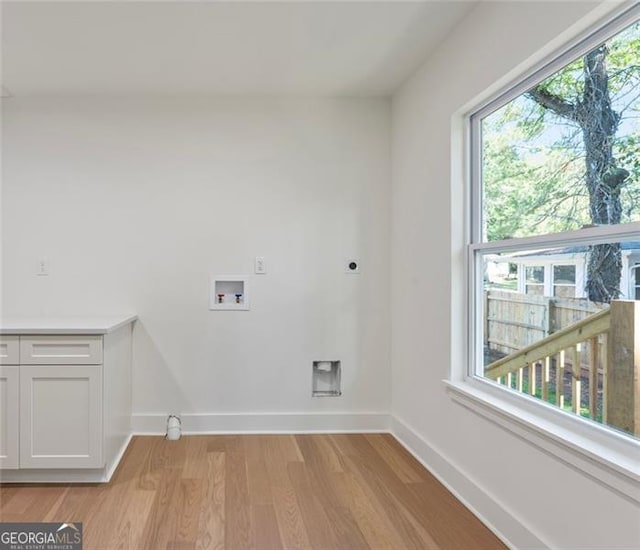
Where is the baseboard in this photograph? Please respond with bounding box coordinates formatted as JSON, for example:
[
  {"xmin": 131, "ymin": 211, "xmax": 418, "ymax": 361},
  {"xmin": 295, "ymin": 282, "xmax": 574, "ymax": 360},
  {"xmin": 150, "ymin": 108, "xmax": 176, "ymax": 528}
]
[
  {"xmin": 0, "ymin": 434, "xmax": 135, "ymax": 484},
  {"xmin": 104, "ymin": 433, "xmax": 133, "ymax": 482},
  {"xmin": 132, "ymin": 412, "xmax": 391, "ymax": 435},
  {"xmin": 0, "ymin": 468, "xmax": 110, "ymax": 484},
  {"xmin": 391, "ymin": 416, "xmax": 550, "ymax": 550}
]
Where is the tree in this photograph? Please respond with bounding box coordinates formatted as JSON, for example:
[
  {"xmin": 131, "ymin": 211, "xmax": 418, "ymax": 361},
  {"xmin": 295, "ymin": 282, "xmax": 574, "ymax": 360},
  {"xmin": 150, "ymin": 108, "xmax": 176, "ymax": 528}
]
[
  {"xmin": 526, "ymin": 45, "xmax": 630, "ymax": 302},
  {"xmin": 482, "ymin": 22, "xmax": 639, "ymax": 303}
]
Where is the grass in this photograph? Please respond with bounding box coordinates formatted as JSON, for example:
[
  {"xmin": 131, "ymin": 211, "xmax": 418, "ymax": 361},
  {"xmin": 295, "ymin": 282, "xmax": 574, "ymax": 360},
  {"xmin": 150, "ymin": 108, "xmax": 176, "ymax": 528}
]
[
  {"xmin": 503, "ymin": 377, "xmax": 602, "ymax": 422},
  {"xmin": 486, "ymin": 280, "xmax": 518, "ymax": 291}
]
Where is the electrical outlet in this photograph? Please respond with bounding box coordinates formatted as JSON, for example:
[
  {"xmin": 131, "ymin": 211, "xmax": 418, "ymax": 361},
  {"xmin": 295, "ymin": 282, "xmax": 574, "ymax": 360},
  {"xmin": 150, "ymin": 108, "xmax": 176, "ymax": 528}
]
[
  {"xmin": 37, "ymin": 258, "xmax": 49, "ymax": 276},
  {"xmin": 345, "ymin": 259, "xmax": 360, "ymax": 274},
  {"xmin": 255, "ymin": 256, "xmax": 266, "ymax": 274}
]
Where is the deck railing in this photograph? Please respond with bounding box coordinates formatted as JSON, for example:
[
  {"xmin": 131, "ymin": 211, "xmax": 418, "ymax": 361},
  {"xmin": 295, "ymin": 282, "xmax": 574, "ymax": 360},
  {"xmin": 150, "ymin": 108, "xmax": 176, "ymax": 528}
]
[{"xmin": 485, "ymin": 300, "xmax": 640, "ymax": 436}]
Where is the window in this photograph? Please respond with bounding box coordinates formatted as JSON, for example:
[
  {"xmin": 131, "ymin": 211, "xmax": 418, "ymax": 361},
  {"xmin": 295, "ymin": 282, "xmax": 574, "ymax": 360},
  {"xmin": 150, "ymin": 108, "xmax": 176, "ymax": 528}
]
[
  {"xmin": 634, "ymin": 265, "xmax": 640, "ymax": 300},
  {"xmin": 469, "ymin": 6, "xmax": 640, "ymax": 442},
  {"xmin": 552, "ymin": 265, "xmax": 576, "ymax": 298},
  {"xmin": 522, "ymin": 263, "xmax": 578, "ymax": 297},
  {"xmin": 525, "ymin": 266, "xmax": 544, "ymax": 295}
]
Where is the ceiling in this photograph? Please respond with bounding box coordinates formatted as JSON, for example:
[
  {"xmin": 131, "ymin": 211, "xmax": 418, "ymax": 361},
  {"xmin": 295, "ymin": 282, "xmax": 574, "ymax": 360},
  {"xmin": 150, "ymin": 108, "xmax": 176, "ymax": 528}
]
[{"xmin": 1, "ymin": 1, "xmax": 476, "ymax": 96}]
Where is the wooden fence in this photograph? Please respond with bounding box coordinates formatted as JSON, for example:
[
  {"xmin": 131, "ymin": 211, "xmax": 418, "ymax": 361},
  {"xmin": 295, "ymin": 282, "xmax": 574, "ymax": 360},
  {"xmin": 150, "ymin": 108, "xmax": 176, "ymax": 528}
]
[{"xmin": 485, "ymin": 290, "xmax": 607, "ymax": 355}]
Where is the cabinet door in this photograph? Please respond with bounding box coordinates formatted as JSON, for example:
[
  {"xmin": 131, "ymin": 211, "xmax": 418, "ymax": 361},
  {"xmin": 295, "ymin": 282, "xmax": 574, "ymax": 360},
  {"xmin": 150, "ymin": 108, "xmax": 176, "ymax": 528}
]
[
  {"xmin": 0, "ymin": 366, "xmax": 19, "ymax": 469},
  {"xmin": 20, "ymin": 365, "xmax": 103, "ymax": 469}
]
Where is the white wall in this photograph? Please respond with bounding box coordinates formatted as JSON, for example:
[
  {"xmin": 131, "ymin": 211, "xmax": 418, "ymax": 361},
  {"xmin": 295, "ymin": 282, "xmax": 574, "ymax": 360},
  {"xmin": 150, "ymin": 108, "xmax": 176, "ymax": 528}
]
[
  {"xmin": 391, "ymin": 1, "xmax": 640, "ymax": 549},
  {"xmin": 2, "ymin": 97, "xmax": 391, "ymax": 428},
  {"xmin": 4, "ymin": 2, "xmax": 638, "ymax": 547}
]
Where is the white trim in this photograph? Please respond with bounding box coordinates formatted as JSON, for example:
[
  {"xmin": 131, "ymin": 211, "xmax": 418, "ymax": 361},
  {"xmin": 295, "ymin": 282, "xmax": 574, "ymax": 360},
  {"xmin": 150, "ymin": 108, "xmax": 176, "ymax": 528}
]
[
  {"xmin": 472, "ymin": 223, "xmax": 640, "ymax": 255},
  {"xmin": 390, "ymin": 416, "xmax": 550, "ymax": 550},
  {"xmin": 469, "ymin": 106, "xmax": 483, "ymax": 243},
  {"xmin": 630, "ymin": 264, "xmax": 640, "ymax": 299},
  {"xmin": 445, "ymin": 379, "xmax": 640, "ymax": 504},
  {"xmin": 132, "ymin": 412, "xmax": 391, "ymax": 435},
  {"xmin": 0, "ymin": 469, "xmax": 111, "ymax": 484},
  {"xmin": 0, "ymin": 433, "xmax": 133, "ymax": 483},
  {"xmin": 104, "ymin": 433, "xmax": 133, "ymax": 482}
]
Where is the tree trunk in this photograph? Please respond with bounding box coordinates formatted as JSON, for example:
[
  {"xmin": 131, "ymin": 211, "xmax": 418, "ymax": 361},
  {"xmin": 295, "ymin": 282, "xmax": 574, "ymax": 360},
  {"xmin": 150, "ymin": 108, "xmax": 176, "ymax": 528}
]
[
  {"xmin": 578, "ymin": 47, "xmax": 627, "ymax": 303},
  {"xmin": 586, "ymin": 242, "xmax": 622, "ymax": 302}
]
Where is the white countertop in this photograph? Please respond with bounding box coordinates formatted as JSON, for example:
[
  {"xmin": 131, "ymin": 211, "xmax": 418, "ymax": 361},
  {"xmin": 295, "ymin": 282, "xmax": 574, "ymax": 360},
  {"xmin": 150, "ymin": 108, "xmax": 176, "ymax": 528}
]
[{"xmin": 0, "ymin": 315, "xmax": 137, "ymax": 335}]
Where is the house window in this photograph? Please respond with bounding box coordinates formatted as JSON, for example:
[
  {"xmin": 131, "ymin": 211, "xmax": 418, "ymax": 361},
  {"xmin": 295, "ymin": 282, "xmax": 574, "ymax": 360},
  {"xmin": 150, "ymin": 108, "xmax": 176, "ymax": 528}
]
[
  {"xmin": 633, "ymin": 265, "xmax": 640, "ymax": 300},
  {"xmin": 469, "ymin": 7, "xmax": 640, "ymax": 441},
  {"xmin": 525, "ymin": 266, "xmax": 544, "ymax": 295},
  {"xmin": 552, "ymin": 265, "xmax": 576, "ymax": 298}
]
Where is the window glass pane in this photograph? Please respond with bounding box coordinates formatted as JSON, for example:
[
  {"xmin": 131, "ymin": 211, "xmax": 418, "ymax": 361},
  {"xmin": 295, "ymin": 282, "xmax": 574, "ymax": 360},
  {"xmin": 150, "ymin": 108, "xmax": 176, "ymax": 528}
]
[
  {"xmin": 481, "ymin": 20, "xmax": 640, "ymax": 242},
  {"xmin": 481, "ymin": 240, "xmax": 640, "ymax": 439},
  {"xmin": 526, "ymin": 266, "xmax": 544, "ymax": 283},
  {"xmin": 525, "ymin": 266, "xmax": 545, "ymax": 295},
  {"xmin": 553, "ymin": 265, "xmax": 576, "ymax": 284},
  {"xmin": 526, "ymin": 285, "xmax": 545, "ymax": 296},
  {"xmin": 554, "ymin": 285, "xmax": 576, "ymax": 298},
  {"xmin": 553, "ymin": 265, "xmax": 576, "ymax": 297}
]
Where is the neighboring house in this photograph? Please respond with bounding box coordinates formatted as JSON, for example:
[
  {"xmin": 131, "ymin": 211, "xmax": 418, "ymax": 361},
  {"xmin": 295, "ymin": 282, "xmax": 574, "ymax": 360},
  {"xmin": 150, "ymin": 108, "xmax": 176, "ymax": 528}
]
[{"xmin": 488, "ymin": 242, "xmax": 640, "ymax": 300}]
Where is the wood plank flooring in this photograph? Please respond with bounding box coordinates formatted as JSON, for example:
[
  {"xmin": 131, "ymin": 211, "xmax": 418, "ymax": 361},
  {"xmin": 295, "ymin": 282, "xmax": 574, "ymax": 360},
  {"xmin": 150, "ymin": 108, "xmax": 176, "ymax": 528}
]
[{"xmin": 0, "ymin": 434, "xmax": 506, "ymax": 549}]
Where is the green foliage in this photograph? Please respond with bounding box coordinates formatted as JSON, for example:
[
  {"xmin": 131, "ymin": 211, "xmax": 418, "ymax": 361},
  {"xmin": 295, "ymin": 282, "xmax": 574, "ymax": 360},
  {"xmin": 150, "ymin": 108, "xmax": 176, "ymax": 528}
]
[
  {"xmin": 483, "ymin": 21, "xmax": 640, "ymax": 241},
  {"xmin": 536, "ymin": 57, "xmax": 585, "ymax": 106},
  {"xmin": 483, "ymin": 102, "xmax": 590, "ymax": 239},
  {"xmin": 617, "ymin": 134, "xmax": 640, "ymax": 220}
]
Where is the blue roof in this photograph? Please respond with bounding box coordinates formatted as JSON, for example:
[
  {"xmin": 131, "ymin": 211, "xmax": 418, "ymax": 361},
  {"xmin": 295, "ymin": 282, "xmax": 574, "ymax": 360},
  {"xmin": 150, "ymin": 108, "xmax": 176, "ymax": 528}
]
[{"xmin": 513, "ymin": 241, "xmax": 640, "ymax": 258}]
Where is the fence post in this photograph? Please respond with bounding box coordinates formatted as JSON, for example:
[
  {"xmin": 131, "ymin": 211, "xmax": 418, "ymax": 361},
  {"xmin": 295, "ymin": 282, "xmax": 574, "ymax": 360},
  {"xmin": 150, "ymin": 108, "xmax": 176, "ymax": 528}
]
[
  {"xmin": 607, "ymin": 300, "xmax": 640, "ymax": 436},
  {"xmin": 546, "ymin": 297, "xmax": 554, "ymax": 336}
]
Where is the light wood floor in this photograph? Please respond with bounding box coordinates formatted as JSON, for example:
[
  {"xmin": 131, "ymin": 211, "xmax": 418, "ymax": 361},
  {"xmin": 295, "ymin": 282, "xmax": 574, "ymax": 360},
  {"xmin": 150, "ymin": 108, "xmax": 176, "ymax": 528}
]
[{"xmin": 0, "ymin": 434, "xmax": 505, "ymax": 549}]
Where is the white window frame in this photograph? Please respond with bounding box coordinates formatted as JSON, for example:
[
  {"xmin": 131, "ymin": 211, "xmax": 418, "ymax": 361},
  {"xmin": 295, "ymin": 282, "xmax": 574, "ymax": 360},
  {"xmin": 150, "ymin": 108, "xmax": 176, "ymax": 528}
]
[
  {"xmin": 447, "ymin": 2, "xmax": 640, "ymax": 503},
  {"xmin": 551, "ymin": 264, "xmax": 577, "ymax": 298},
  {"xmin": 519, "ymin": 260, "xmax": 583, "ymax": 298},
  {"xmin": 631, "ymin": 264, "xmax": 640, "ymax": 300},
  {"xmin": 523, "ymin": 264, "xmax": 545, "ymax": 295}
]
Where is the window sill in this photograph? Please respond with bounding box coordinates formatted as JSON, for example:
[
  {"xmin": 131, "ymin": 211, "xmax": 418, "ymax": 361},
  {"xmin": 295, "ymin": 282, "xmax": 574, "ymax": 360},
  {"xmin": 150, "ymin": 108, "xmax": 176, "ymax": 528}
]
[{"xmin": 445, "ymin": 377, "xmax": 640, "ymax": 503}]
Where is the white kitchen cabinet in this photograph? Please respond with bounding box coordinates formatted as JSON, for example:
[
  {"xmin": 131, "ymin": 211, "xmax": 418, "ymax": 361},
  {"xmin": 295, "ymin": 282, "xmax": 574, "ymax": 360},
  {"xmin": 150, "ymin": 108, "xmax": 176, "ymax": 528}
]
[
  {"xmin": 20, "ymin": 335, "xmax": 102, "ymax": 365},
  {"xmin": 0, "ymin": 366, "xmax": 19, "ymax": 469},
  {"xmin": 20, "ymin": 364, "xmax": 102, "ymax": 469},
  {"xmin": 0, "ymin": 336, "xmax": 19, "ymax": 365},
  {"xmin": 0, "ymin": 315, "xmax": 136, "ymax": 483}
]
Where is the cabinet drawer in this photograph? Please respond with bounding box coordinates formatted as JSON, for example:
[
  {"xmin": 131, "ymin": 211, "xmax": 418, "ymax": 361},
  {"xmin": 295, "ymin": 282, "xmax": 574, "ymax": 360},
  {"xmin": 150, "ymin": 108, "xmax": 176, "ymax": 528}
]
[
  {"xmin": 0, "ymin": 336, "xmax": 20, "ymax": 365},
  {"xmin": 20, "ymin": 336, "xmax": 103, "ymax": 365}
]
